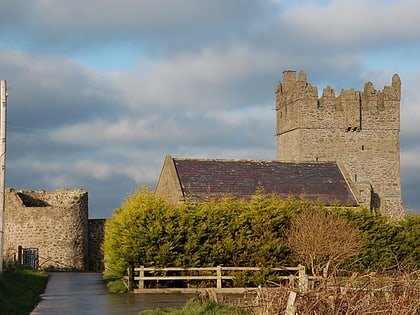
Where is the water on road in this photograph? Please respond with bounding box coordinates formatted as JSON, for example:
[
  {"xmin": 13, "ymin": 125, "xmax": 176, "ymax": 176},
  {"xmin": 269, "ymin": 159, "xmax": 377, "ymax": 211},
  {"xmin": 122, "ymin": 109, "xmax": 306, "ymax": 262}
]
[{"xmin": 31, "ymin": 272, "xmax": 193, "ymax": 315}]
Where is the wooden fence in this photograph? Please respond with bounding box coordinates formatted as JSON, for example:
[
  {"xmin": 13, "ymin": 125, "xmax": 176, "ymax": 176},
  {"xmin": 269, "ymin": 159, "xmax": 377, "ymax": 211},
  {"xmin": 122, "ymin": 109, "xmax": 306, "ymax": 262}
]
[{"xmin": 126, "ymin": 265, "xmax": 310, "ymax": 293}]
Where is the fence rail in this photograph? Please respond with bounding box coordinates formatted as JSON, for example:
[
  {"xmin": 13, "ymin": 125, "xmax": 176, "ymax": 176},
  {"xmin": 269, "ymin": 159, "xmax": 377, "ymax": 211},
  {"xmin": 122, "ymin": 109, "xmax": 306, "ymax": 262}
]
[{"xmin": 126, "ymin": 265, "xmax": 309, "ymax": 293}]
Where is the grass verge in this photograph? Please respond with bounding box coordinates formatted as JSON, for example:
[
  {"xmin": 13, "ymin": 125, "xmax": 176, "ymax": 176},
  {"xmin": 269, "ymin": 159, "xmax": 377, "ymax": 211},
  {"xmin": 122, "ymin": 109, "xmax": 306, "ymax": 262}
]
[
  {"xmin": 0, "ymin": 265, "xmax": 49, "ymax": 315},
  {"xmin": 139, "ymin": 299, "xmax": 251, "ymax": 315},
  {"xmin": 103, "ymin": 275, "xmax": 128, "ymax": 293}
]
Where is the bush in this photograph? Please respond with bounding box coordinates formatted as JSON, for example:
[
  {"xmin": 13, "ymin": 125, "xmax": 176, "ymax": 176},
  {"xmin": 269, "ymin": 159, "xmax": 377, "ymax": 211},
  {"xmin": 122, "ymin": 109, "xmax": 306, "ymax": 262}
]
[
  {"xmin": 339, "ymin": 209, "xmax": 420, "ymax": 271},
  {"xmin": 103, "ymin": 187, "xmax": 180, "ymax": 277},
  {"xmin": 245, "ymin": 270, "xmax": 419, "ymax": 315},
  {"xmin": 102, "ymin": 190, "xmax": 298, "ymax": 281},
  {"xmin": 286, "ymin": 207, "xmax": 366, "ymax": 276},
  {"xmin": 102, "ymin": 189, "xmax": 420, "ymax": 284}
]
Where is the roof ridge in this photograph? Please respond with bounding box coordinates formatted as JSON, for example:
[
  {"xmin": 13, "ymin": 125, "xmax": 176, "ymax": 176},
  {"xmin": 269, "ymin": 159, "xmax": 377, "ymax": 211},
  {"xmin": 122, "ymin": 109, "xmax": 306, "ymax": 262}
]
[{"xmin": 173, "ymin": 157, "xmax": 337, "ymax": 165}]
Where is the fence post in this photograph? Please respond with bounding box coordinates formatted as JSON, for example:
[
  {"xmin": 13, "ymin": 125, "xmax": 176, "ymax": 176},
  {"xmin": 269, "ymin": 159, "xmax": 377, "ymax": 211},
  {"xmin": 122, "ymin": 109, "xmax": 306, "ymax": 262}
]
[
  {"xmin": 284, "ymin": 291, "xmax": 297, "ymax": 315},
  {"xmin": 298, "ymin": 264, "xmax": 308, "ymax": 293},
  {"xmin": 17, "ymin": 246, "xmax": 22, "ymax": 264},
  {"xmin": 139, "ymin": 265, "xmax": 145, "ymax": 289},
  {"xmin": 216, "ymin": 265, "xmax": 222, "ymax": 289},
  {"xmin": 127, "ymin": 265, "xmax": 134, "ymax": 291}
]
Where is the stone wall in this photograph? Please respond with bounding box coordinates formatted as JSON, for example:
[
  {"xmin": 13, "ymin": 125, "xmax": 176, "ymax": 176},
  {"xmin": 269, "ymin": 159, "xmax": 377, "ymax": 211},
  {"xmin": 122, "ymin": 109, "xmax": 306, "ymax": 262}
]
[
  {"xmin": 4, "ymin": 188, "xmax": 90, "ymax": 270},
  {"xmin": 88, "ymin": 219, "xmax": 105, "ymax": 271},
  {"xmin": 155, "ymin": 155, "xmax": 185, "ymax": 204},
  {"xmin": 276, "ymin": 70, "xmax": 403, "ymax": 217}
]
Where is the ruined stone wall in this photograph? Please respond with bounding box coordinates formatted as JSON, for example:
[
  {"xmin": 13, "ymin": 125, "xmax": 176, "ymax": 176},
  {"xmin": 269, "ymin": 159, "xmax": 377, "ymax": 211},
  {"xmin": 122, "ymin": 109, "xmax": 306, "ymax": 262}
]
[
  {"xmin": 276, "ymin": 70, "xmax": 403, "ymax": 218},
  {"xmin": 88, "ymin": 219, "xmax": 105, "ymax": 271},
  {"xmin": 4, "ymin": 188, "xmax": 89, "ymax": 270}
]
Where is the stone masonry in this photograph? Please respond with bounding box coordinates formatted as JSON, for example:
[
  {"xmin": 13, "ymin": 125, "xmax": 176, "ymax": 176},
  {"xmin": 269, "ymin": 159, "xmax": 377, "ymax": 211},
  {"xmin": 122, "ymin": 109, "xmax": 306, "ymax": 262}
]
[
  {"xmin": 88, "ymin": 219, "xmax": 105, "ymax": 271},
  {"xmin": 275, "ymin": 70, "xmax": 404, "ymax": 218},
  {"xmin": 4, "ymin": 188, "xmax": 90, "ymax": 270}
]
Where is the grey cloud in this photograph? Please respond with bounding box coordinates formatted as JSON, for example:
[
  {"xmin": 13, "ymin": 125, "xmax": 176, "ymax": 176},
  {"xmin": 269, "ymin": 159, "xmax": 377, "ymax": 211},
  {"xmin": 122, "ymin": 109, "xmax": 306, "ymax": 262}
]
[
  {"xmin": 0, "ymin": 0, "xmax": 272, "ymax": 55},
  {"xmin": 113, "ymin": 45, "xmax": 285, "ymax": 112},
  {"xmin": 282, "ymin": 0, "xmax": 420, "ymax": 47},
  {"xmin": 1, "ymin": 0, "xmax": 419, "ymax": 217},
  {"xmin": 401, "ymin": 148, "xmax": 420, "ymax": 212},
  {"xmin": 0, "ymin": 51, "xmax": 120, "ymax": 130}
]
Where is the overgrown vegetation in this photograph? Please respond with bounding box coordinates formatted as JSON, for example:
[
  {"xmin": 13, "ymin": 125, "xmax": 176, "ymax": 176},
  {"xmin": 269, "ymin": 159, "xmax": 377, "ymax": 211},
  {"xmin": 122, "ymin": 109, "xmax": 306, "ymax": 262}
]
[
  {"xmin": 0, "ymin": 265, "xmax": 49, "ymax": 315},
  {"xmin": 138, "ymin": 299, "xmax": 250, "ymax": 315},
  {"xmin": 339, "ymin": 208, "xmax": 420, "ymax": 271},
  {"xmin": 103, "ymin": 189, "xmax": 298, "ymax": 285},
  {"xmin": 243, "ymin": 270, "xmax": 419, "ymax": 315},
  {"xmin": 103, "ymin": 188, "xmax": 419, "ymax": 289},
  {"xmin": 286, "ymin": 207, "xmax": 366, "ymax": 277}
]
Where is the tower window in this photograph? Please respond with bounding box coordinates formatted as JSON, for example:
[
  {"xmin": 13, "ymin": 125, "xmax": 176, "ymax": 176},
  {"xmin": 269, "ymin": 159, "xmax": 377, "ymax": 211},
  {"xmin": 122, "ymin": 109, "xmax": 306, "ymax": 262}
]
[
  {"xmin": 361, "ymin": 145, "xmax": 365, "ymax": 151},
  {"xmin": 354, "ymin": 174, "xmax": 358, "ymax": 182}
]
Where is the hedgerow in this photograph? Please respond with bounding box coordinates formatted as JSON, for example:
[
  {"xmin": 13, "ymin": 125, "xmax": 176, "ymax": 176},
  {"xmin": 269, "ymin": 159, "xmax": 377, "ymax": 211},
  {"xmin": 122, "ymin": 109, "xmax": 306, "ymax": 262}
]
[{"xmin": 102, "ymin": 188, "xmax": 419, "ymax": 281}]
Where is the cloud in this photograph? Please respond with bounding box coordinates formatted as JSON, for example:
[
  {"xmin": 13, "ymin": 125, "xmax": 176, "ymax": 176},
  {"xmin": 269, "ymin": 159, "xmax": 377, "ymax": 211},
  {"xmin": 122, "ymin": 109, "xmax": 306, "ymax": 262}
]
[
  {"xmin": 283, "ymin": 0, "xmax": 420, "ymax": 47},
  {"xmin": 401, "ymin": 73, "xmax": 420, "ymax": 139},
  {"xmin": 112, "ymin": 43, "xmax": 282, "ymax": 112},
  {"xmin": 401, "ymin": 146, "xmax": 420, "ymax": 211},
  {"xmin": 0, "ymin": 50, "xmax": 119, "ymax": 129},
  {"xmin": 1, "ymin": 0, "xmax": 419, "ymax": 217},
  {"xmin": 0, "ymin": 0, "xmax": 271, "ymax": 55}
]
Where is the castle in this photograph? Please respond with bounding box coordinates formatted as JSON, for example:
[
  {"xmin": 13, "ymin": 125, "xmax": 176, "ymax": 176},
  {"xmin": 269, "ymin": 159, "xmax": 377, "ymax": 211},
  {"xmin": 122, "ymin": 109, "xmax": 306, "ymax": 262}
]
[
  {"xmin": 157, "ymin": 70, "xmax": 404, "ymax": 218},
  {"xmin": 2, "ymin": 70, "xmax": 405, "ymax": 271},
  {"xmin": 275, "ymin": 70, "xmax": 403, "ymax": 218}
]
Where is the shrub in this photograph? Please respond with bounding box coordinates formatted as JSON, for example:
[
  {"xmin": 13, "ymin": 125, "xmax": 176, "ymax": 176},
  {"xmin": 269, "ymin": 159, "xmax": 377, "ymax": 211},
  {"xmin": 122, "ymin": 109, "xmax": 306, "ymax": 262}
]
[
  {"xmin": 103, "ymin": 189, "xmax": 419, "ymax": 285},
  {"xmin": 286, "ymin": 207, "xmax": 366, "ymax": 277},
  {"xmin": 102, "ymin": 187, "xmax": 178, "ymax": 277}
]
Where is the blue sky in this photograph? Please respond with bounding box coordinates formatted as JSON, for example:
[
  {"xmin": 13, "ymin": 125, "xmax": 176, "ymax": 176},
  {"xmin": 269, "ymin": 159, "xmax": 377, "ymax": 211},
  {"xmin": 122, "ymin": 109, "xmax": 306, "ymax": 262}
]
[{"xmin": 0, "ymin": 0, "xmax": 419, "ymax": 218}]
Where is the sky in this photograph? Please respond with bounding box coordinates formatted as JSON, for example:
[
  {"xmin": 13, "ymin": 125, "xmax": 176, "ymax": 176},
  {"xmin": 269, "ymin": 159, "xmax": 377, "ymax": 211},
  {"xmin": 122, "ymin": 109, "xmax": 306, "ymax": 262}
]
[{"xmin": 0, "ymin": 0, "xmax": 419, "ymax": 218}]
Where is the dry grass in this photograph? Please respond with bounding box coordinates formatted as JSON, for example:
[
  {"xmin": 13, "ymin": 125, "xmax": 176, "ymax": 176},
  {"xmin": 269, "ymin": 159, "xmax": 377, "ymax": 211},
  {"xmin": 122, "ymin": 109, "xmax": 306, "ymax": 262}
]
[{"xmin": 243, "ymin": 271, "xmax": 419, "ymax": 315}]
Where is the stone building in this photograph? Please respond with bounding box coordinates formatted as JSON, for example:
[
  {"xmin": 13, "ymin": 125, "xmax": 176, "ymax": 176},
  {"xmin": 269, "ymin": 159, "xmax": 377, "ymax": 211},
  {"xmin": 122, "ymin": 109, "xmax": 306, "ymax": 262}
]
[
  {"xmin": 275, "ymin": 71, "xmax": 403, "ymax": 218},
  {"xmin": 3, "ymin": 188, "xmax": 104, "ymax": 270},
  {"xmin": 156, "ymin": 70, "xmax": 404, "ymax": 218}
]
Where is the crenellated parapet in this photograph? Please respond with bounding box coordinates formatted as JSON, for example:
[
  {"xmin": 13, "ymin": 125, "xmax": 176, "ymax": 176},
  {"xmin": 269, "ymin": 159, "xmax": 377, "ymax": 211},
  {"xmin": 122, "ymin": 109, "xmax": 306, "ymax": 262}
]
[{"xmin": 276, "ymin": 70, "xmax": 401, "ymax": 135}]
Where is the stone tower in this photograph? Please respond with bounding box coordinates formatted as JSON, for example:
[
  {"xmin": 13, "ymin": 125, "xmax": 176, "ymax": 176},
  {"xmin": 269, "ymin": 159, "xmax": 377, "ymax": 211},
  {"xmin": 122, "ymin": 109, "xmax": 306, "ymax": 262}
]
[{"xmin": 275, "ymin": 70, "xmax": 403, "ymax": 218}]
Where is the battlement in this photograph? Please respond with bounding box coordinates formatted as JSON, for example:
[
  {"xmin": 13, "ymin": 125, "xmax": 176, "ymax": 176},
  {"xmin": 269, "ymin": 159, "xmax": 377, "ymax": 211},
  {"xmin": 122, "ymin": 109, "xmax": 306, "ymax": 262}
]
[{"xmin": 276, "ymin": 71, "xmax": 401, "ymax": 135}]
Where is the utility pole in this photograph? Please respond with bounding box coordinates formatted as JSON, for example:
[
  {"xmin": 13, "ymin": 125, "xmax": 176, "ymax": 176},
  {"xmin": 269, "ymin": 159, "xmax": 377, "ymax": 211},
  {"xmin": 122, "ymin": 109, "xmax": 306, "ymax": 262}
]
[{"xmin": 0, "ymin": 80, "xmax": 7, "ymax": 276}]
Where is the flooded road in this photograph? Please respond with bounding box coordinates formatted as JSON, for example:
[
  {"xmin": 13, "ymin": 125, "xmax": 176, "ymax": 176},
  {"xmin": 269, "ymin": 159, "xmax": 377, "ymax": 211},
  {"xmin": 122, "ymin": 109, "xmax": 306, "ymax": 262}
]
[{"xmin": 31, "ymin": 272, "xmax": 193, "ymax": 315}]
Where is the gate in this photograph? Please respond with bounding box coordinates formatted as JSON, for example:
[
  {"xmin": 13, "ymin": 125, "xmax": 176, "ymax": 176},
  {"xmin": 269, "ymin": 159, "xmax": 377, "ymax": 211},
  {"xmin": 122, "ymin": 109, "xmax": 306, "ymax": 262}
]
[{"xmin": 18, "ymin": 246, "xmax": 39, "ymax": 269}]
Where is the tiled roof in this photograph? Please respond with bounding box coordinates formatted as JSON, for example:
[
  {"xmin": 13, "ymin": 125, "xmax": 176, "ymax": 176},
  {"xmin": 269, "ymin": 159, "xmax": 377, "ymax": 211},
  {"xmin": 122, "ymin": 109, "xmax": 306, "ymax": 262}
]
[{"xmin": 173, "ymin": 158, "xmax": 358, "ymax": 206}]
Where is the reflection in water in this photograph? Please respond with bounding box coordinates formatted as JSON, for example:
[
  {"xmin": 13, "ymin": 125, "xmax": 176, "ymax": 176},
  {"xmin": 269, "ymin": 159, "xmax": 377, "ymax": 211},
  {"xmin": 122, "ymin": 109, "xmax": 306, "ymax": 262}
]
[{"xmin": 31, "ymin": 273, "xmax": 193, "ymax": 315}]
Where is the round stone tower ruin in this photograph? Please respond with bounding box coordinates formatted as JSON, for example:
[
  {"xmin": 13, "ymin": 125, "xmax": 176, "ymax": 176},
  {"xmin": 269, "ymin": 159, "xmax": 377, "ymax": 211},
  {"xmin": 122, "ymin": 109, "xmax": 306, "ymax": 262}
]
[{"xmin": 4, "ymin": 188, "xmax": 89, "ymax": 270}]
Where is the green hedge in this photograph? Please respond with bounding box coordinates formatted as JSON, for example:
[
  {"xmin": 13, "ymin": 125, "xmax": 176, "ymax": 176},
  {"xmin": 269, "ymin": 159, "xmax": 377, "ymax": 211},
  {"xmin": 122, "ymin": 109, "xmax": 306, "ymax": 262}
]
[
  {"xmin": 339, "ymin": 208, "xmax": 420, "ymax": 271},
  {"xmin": 103, "ymin": 188, "xmax": 419, "ymax": 280}
]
